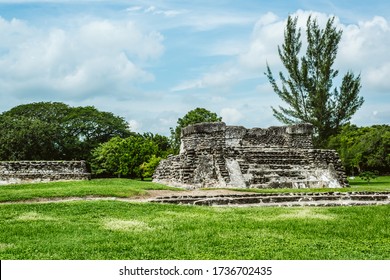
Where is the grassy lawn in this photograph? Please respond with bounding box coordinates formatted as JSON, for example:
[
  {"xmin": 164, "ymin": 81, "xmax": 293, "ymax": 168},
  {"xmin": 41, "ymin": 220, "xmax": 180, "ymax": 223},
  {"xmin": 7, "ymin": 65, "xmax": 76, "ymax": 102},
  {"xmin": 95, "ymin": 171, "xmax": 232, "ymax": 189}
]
[
  {"xmin": 0, "ymin": 201, "xmax": 389, "ymax": 260},
  {"xmin": 0, "ymin": 177, "xmax": 389, "ymax": 260},
  {"xmin": 0, "ymin": 179, "xmax": 178, "ymax": 202},
  {"xmin": 1, "ymin": 176, "xmax": 389, "ymax": 203},
  {"xmin": 348, "ymin": 175, "xmax": 390, "ymax": 191}
]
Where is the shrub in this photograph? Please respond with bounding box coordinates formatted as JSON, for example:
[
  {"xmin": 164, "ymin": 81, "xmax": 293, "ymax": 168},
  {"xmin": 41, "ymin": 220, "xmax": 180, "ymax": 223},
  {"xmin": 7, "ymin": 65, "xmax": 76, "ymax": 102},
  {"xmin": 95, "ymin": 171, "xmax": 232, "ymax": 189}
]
[
  {"xmin": 91, "ymin": 136, "xmax": 158, "ymax": 178},
  {"xmin": 140, "ymin": 155, "xmax": 162, "ymax": 179}
]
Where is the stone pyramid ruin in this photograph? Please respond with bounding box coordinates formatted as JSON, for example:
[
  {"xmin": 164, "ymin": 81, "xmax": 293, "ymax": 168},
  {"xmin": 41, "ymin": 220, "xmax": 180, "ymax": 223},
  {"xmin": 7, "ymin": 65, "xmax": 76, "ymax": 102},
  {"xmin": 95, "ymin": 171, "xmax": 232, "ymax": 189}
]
[{"xmin": 153, "ymin": 122, "xmax": 348, "ymax": 189}]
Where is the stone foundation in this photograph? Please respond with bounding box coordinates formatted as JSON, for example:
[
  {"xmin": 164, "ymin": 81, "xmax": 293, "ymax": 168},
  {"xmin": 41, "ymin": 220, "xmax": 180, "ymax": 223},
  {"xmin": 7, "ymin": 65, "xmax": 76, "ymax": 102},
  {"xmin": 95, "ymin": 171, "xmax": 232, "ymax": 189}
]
[
  {"xmin": 150, "ymin": 192, "xmax": 390, "ymax": 207},
  {"xmin": 153, "ymin": 122, "xmax": 348, "ymax": 189},
  {"xmin": 0, "ymin": 161, "xmax": 91, "ymax": 185}
]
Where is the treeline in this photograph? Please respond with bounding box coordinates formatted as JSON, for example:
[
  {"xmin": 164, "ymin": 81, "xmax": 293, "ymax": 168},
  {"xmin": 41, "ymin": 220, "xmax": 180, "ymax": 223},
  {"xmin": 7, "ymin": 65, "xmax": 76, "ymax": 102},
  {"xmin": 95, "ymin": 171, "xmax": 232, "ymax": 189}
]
[
  {"xmin": 327, "ymin": 124, "xmax": 390, "ymax": 175},
  {"xmin": 0, "ymin": 103, "xmax": 220, "ymax": 178},
  {"xmin": 0, "ymin": 102, "xmax": 388, "ymax": 178}
]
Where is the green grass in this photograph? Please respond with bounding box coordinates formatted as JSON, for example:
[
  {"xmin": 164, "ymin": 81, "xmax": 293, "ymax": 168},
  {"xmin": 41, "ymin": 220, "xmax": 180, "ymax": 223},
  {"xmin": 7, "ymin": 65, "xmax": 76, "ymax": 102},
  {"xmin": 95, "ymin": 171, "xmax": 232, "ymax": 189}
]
[
  {"xmin": 0, "ymin": 201, "xmax": 389, "ymax": 259},
  {"xmin": 0, "ymin": 177, "xmax": 389, "ymax": 259},
  {"xmin": 1, "ymin": 176, "xmax": 389, "ymax": 203},
  {"xmin": 348, "ymin": 175, "xmax": 390, "ymax": 191},
  {"xmin": 229, "ymin": 176, "xmax": 390, "ymax": 194},
  {"xmin": 0, "ymin": 179, "xmax": 178, "ymax": 202}
]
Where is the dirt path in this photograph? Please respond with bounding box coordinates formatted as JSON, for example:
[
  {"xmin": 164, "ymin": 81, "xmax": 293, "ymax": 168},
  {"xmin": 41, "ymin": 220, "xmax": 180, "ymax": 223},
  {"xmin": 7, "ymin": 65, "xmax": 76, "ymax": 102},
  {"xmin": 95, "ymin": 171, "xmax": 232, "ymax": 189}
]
[
  {"xmin": 2, "ymin": 189, "xmax": 389, "ymax": 207},
  {"xmin": 0, "ymin": 189, "xmax": 255, "ymax": 205}
]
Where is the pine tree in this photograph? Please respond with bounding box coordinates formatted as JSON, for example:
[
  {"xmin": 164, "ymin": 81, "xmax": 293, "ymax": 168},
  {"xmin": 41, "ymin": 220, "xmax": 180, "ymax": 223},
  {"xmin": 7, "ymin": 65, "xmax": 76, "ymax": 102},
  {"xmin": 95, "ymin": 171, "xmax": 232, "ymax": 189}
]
[{"xmin": 266, "ymin": 15, "xmax": 364, "ymax": 147}]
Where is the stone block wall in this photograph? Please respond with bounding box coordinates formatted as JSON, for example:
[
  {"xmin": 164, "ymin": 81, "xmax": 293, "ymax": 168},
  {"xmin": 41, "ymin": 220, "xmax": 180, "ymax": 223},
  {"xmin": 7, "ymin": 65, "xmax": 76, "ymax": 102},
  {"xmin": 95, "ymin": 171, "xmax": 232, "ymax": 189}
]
[
  {"xmin": 153, "ymin": 122, "xmax": 348, "ymax": 189},
  {"xmin": 0, "ymin": 161, "xmax": 91, "ymax": 185}
]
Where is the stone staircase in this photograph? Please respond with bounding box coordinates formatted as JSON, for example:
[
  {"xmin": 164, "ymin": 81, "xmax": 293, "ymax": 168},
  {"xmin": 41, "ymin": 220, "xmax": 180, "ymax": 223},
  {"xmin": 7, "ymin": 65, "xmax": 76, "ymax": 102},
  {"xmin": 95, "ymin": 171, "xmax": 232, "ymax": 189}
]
[
  {"xmin": 149, "ymin": 192, "xmax": 390, "ymax": 207},
  {"xmin": 227, "ymin": 147, "xmax": 346, "ymax": 189}
]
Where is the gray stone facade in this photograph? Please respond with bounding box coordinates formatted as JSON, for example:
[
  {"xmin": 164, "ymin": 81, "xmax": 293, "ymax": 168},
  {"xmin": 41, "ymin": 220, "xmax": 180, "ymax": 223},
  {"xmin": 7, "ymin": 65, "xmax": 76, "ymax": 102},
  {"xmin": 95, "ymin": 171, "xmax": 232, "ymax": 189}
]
[
  {"xmin": 0, "ymin": 161, "xmax": 91, "ymax": 185},
  {"xmin": 153, "ymin": 122, "xmax": 348, "ymax": 189}
]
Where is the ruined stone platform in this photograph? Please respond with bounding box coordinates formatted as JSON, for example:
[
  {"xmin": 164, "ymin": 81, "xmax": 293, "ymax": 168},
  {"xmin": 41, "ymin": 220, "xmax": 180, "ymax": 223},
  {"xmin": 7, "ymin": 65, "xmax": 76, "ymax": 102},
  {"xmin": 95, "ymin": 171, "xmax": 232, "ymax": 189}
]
[
  {"xmin": 153, "ymin": 122, "xmax": 347, "ymax": 189},
  {"xmin": 149, "ymin": 192, "xmax": 390, "ymax": 207},
  {"xmin": 0, "ymin": 161, "xmax": 91, "ymax": 185}
]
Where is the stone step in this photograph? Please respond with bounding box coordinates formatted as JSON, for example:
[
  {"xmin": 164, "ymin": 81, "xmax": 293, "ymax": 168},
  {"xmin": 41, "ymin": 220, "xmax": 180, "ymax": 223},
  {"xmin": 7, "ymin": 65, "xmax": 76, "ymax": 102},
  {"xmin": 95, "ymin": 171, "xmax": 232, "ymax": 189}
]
[
  {"xmin": 247, "ymin": 169, "xmax": 303, "ymax": 177},
  {"xmin": 149, "ymin": 192, "xmax": 390, "ymax": 207}
]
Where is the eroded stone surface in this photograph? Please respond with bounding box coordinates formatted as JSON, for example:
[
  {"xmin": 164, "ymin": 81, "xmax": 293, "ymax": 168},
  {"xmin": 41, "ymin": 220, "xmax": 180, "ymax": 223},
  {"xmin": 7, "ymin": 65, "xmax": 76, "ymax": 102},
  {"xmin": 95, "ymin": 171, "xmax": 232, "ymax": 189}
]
[
  {"xmin": 149, "ymin": 192, "xmax": 390, "ymax": 207},
  {"xmin": 0, "ymin": 161, "xmax": 91, "ymax": 185},
  {"xmin": 153, "ymin": 122, "xmax": 348, "ymax": 189}
]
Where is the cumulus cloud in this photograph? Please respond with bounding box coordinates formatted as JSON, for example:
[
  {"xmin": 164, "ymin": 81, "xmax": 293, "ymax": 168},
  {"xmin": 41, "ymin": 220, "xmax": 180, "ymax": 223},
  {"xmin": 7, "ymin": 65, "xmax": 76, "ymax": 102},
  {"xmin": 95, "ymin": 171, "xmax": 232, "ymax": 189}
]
[
  {"xmin": 128, "ymin": 119, "xmax": 141, "ymax": 132},
  {"xmin": 0, "ymin": 16, "xmax": 164, "ymax": 99},
  {"xmin": 220, "ymin": 107, "xmax": 244, "ymax": 124},
  {"xmin": 173, "ymin": 10, "xmax": 390, "ymax": 100},
  {"xmin": 338, "ymin": 16, "xmax": 390, "ymax": 93},
  {"xmin": 239, "ymin": 12, "xmax": 284, "ymax": 69}
]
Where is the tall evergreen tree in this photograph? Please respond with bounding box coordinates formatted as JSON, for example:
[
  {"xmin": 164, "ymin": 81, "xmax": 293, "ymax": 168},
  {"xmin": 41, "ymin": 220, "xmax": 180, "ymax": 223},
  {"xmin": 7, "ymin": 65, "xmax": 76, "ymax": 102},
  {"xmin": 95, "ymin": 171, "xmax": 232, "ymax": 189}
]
[{"xmin": 266, "ymin": 15, "xmax": 364, "ymax": 147}]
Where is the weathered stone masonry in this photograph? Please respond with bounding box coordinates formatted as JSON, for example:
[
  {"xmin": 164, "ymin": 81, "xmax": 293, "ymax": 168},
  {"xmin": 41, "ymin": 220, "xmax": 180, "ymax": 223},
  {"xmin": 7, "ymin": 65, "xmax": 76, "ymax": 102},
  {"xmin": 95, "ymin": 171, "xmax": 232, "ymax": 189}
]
[
  {"xmin": 0, "ymin": 161, "xmax": 91, "ymax": 185},
  {"xmin": 153, "ymin": 122, "xmax": 348, "ymax": 189}
]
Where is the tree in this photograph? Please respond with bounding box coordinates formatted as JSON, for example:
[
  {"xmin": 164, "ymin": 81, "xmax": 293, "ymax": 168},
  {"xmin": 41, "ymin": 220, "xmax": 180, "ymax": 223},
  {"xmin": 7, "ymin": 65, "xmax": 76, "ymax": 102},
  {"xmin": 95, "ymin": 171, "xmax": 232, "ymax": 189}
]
[
  {"xmin": 142, "ymin": 132, "xmax": 174, "ymax": 158},
  {"xmin": 0, "ymin": 115, "xmax": 60, "ymax": 160},
  {"xmin": 327, "ymin": 124, "xmax": 390, "ymax": 175},
  {"xmin": 140, "ymin": 155, "xmax": 162, "ymax": 179},
  {"xmin": 90, "ymin": 135, "xmax": 158, "ymax": 178},
  {"xmin": 170, "ymin": 108, "xmax": 222, "ymax": 153},
  {"xmin": 0, "ymin": 102, "xmax": 132, "ymax": 161},
  {"xmin": 265, "ymin": 15, "xmax": 364, "ymax": 147}
]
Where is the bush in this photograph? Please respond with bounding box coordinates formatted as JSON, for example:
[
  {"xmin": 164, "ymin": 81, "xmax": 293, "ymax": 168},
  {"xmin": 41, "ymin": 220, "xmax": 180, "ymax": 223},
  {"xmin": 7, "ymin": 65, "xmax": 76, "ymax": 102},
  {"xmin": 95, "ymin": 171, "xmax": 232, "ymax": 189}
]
[
  {"xmin": 140, "ymin": 155, "xmax": 162, "ymax": 179},
  {"xmin": 91, "ymin": 136, "xmax": 158, "ymax": 178}
]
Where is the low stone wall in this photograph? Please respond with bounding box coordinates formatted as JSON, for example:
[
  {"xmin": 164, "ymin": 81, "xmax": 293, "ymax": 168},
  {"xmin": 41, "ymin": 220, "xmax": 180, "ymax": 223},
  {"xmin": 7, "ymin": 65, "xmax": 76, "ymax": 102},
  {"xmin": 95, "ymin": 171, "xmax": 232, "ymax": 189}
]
[
  {"xmin": 153, "ymin": 122, "xmax": 348, "ymax": 189},
  {"xmin": 0, "ymin": 161, "xmax": 91, "ymax": 185},
  {"xmin": 150, "ymin": 192, "xmax": 390, "ymax": 207}
]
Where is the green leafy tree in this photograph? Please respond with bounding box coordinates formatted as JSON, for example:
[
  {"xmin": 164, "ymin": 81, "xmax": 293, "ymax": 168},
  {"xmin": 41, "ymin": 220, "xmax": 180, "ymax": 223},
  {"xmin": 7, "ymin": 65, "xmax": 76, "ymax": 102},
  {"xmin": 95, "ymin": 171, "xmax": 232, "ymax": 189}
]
[
  {"xmin": 266, "ymin": 15, "xmax": 364, "ymax": 147},
  {"xmin": 170, "ymin": 108, "xmax": 222, "ymax": 153},
  {"xmin": 327, "ymin": 124, "xmax": 390, "ymax": 175},
  {"xmin": 90, "ymin": 135, "xmax": 158, "ymax": 178},
  {"xmin": 142, "ymin": 133, "xmax": 174, "ymax": 158},
  {"xmin": 0, "ymin": 115, "xmax": 60, "ymax": 160},
  {"xmin": 140, "ymin": 155, "xmax": 162, "ymax": 179},
  {"xmin": 0, "ymin": 102, "xmax": 132, "ymax": 161}
]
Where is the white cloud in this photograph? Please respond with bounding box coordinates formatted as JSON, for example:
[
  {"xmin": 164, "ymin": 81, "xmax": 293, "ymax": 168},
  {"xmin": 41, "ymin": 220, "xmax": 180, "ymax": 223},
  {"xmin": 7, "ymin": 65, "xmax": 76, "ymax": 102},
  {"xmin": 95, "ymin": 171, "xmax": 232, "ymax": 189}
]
[
  {"xmin": 365, "ymin": 63, "xmax": 390, "ymax": 92},
  {"xmin": 126, "ymin": 6, "xmax": 143, "ymax": 12},
  {"xmin": 337, "ymin": 16, "xmax": 390, "ymax": 93},
  {"xmin": 141, "ymin": 5, "xmax": 187, "ymax": 18},
  {"xmin": 220, "ymin": 107, "xmax": 244, "ymax": 124},
  {"xmin": 0, "ymin": 16, "xmax": 164, "ymax": 99},
  {"xmin": 128, "ymin": 119, "xmax": 141, "ymax": 132},
  {"xmin": 239, "ymin": 12, "xmax": 284, "ymax": 69},
  {"xmin": 145, "ymin": 6, "xmax": 157, "ymax": 13},
  {"xmin": 171, "ymin": 66, "xmax": 240, "ymax": 91},
  {"xmin": 174, "ymin": 10, "xmax": 390, "ymax": 102}
]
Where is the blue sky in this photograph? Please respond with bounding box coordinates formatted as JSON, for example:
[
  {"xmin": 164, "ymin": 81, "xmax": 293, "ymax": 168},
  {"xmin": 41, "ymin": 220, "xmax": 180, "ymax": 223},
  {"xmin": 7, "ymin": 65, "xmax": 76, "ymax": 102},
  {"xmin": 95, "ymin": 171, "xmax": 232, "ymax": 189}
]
[{"xmin": 0, "ymin": 0, "xmax": 389, "ymax": 135}]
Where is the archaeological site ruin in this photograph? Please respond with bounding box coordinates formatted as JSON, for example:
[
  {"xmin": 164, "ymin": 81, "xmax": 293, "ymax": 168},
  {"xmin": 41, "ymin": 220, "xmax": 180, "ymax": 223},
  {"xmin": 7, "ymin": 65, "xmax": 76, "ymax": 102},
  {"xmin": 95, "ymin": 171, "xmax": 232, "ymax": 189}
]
[
  {"xmin": 0, "ymin": 161, "xmax": 91, "ymax": 185},
  {"xmin": 153, "ymin": 122, "xmax": 348, "ymax": 189}
]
